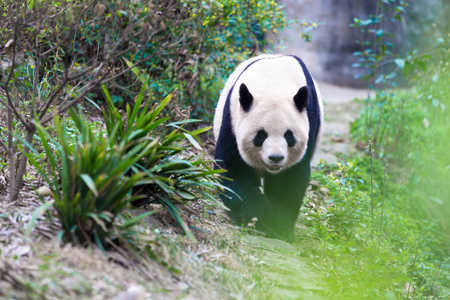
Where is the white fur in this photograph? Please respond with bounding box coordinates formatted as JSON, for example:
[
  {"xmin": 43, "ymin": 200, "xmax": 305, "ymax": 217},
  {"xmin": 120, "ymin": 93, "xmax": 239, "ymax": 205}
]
[{"xmin": 214, "ymin": 54, "xmax": 322, "ymax": 173}]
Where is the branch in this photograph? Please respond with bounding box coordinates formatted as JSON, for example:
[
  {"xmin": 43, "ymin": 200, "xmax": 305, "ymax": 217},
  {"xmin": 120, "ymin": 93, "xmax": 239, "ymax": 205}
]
[
  {"xmin": 99, "ymin": 51, "xmax": 161, "ymax": 86},
  {"xmin": 40, "ymin": 28, "xmax": 75, "ymax": 57},
  {"xmin": 105, "ymin": 12, "xmax": 135, "ymax": 60},
  {"xmin": 0, "ymin": 138, "xmax": 8, "ymax": 155},
  {"xmin": 39, "ymin": 60, "xmax": 108, "ymax": 125},
  {"xmin": 1, "ymin": 22, "xmax": 31, "ymax": 129},
  {"xmin": 37, "ymin": 64, "xmax": 69, "ymax": 119},
  {"xmin": 40, "ymin": 80, "xmax": 98, "ymax": 125},
  {"xmin": 31, "ymin": 19, "xmax": 42, "ymax": 118}
]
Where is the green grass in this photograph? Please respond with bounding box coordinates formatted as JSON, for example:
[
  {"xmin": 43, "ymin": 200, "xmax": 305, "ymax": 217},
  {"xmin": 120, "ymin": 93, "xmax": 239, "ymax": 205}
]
[
  {"xmin": 287, "ymin": 157, "xmax": 448, "ymax": 299},
  {"xmin": 306, "ymin": 55, "xmax": 450, "ymax": 298}
]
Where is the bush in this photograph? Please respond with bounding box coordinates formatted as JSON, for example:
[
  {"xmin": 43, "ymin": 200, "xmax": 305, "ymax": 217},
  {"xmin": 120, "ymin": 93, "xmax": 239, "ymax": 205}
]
[
  {"xmin": 349, "ymin": 34, "xmax": 450, "ymax": 298},
  {"xmin": 23, "ymin": 77, "xmax": 228, "ymax": 246},
  {"xmin": 305, "ymin": 160, "xmax": 370, "ymax": 240},
  {"xmin": 23, "ymin": 109, "xmax": 148, "ymax": 247},
  {"xmin": 1, "ymin": 0, "xmax": 307, "ymax": 202},
  {"xmin": 101, "ymin": 76, "xmax": 226, "ymax": 240},
  {"xmin": 88, "ymin": 0, "xmax": 296, "ymax": 119}
]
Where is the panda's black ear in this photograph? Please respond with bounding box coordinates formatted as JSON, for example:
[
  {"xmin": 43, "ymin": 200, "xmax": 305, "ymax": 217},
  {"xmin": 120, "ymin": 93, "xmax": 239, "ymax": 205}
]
[
  {"xmin": 294, "ymin": 86, "xmax": 308, "ymax": 113},
  {"xmin": 239, "ymin": 83, "xmax": 253, "ymax": 112}
]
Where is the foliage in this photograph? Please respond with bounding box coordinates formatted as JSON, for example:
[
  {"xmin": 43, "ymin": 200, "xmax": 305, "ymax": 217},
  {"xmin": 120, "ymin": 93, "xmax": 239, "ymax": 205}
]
[
  {"xmin": 306, "ymin": 8, "xmax": 449, "ymax": 285},
  {"xmin": 350, "ymin": 0, "xmax": 409, "ymax": 85},
  {"xmin": 348, "ymin": 2, "xmax": 450, "ymax": 296},
  {"xmin": 0, "ymin": 0, "xmax": 168, "ymax": 201},
  {"xmin": 300, "ymin": 158, "xmax": 450, "ymax": 298},
  {"xmin": 304, "ymin": 160, "xmax": 369, "ymax": 240},
  {"xmin": 351, "ymin": 38, "xmax": 450, "ymax": 221},
  {"xmin": 101, "ymin": 77, "xmax": 225, "ymax": 240},
  {"xmin": 18, "ymin": 68, "xmax": 228, "ymax": 246},
  {"xmin": 21, "ymin": 109, "xmax": 151, "ymax": 247},
  {"xmin": 0, "ymin": 0, "xmax": 311, "ymax": 202},
  {"xmin": 87, "ymin": 0, "xmax": 313, "ymax": 120}
]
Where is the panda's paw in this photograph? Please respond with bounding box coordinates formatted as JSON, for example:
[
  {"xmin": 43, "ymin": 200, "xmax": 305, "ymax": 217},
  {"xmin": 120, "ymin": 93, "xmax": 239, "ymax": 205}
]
[
  {"xmin": 264, "ymin": 228, "xmax": 295, "ymax": 243},
  {"xmin": 285, "ymin": 230, "xmax": 295, "ymax": 243},
  {"xmin": 280, "ymin": 228, "xmax": 295, "ymax": 243}
]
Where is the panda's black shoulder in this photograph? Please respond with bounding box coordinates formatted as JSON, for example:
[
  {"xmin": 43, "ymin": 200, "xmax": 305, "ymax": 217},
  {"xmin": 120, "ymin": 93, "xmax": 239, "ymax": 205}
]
[
  {"xmin": 214, "ymin": 83, "xmax": 240, "ymax": 170},
  {"xmin": 215, "ymin": 57, "xmax": 271, "ymax": 167},
  {"xmin": 287, "ymin": 55, "xmax": 321, "ymax": 159}
]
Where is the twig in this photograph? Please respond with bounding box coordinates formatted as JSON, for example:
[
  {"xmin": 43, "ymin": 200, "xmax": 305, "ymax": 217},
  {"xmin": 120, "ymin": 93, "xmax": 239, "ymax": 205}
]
[
  {"xmin": 369, "ymin": 139, "xmax": 374, "ymax": 237},
  {"xmin": 378, "ymin": 157, "xmax": 388, "ymax": 251},
  {"xmin": 430, "ymin": 258, "xmax": 445, "ymax": 292},
  {"xmin": 407, "ymin": 227, "xmax": 424, "ymax": 299}
]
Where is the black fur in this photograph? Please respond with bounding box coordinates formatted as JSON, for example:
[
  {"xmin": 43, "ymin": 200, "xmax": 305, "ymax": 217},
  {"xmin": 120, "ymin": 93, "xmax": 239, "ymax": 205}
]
[
  {"xmin": 215, "ymin": 55, "xmax": 321, "ymax": 242},
  {"xmin": 284, "ymin": 130, "xmax": 296, "ymax": 147},
  {"xmin": 239, "ymin": 83, "xmax": 253, "ymax": 112},
  {"xmin": 253, "ymin": 129, "xmax": 268, "ymax": 147},
  {"xmin": 290, "ymin": 55, "xmax": 322, "ymax": 162},
  {"xmin": 294, "ymin": 86, "xmax": 308, "ymax": 113}
]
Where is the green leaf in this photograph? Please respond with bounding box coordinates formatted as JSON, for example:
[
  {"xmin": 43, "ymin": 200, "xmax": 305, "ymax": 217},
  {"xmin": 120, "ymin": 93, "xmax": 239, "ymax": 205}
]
[
  {"xmin": 25, "ymin": 201, "xmax": 54, "ymax": 239},
  {"xmin": 184, "ymin": 133, "xmax": 202, "ymax": 150},
  {"xmin": 159, "ymin": 197, "xmax": 196, "ymax": 242},
  {"xmin": 376, "ymin": 29, "xmax": 384, "ymax": 37},
  {"xmin": 394, "ymin": 58, "xmax": 405, "ymax": 69},
  {"xmin": 117, "ymin": 10, "xmax": 128, "ymax": 17},
  {"xmin": 80, "ymin": 174, "xmax": 99, "ymax": 197},
  {"xmin": 403, "ymin": 61, "xmax": 413, "ymax": 77},
  {"xmin": 87, "ymin": 212, "xmax": 108, "ymax": 232},
  {"xmin": 120, "ymin": 211, "xmax": 156, "ymax": 229},
  {"xmin": 152, "ymin": 93, "xmax": 172, "ymax": 118}
]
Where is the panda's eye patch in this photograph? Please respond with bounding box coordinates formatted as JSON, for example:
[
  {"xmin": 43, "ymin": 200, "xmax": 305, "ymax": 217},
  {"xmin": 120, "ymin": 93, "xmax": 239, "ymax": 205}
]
[
  {"xmin": 284, "ymin": 130, "xmax": 296, "ymax": 147},
  {"xmin": 253, "ymin": 129, "xmax": 268, "ymax": 147}
]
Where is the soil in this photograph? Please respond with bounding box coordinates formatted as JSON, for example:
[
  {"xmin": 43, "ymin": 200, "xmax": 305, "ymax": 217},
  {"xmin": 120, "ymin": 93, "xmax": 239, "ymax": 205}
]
[{"xmin": 313, "ymin": 81, "xmax": 369, "ymax": 165}]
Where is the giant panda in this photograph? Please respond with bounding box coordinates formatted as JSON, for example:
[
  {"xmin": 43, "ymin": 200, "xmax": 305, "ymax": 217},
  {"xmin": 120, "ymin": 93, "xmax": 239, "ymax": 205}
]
[{"xmin": 213, "ymin": 54, "xmax": 323, "ymax": 241}]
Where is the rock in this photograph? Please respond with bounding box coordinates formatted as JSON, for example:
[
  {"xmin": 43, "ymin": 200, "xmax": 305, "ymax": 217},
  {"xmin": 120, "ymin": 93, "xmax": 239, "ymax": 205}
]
[{"xmin": 36, "ymin": 186, "xmax": 52, "ymax": 197}]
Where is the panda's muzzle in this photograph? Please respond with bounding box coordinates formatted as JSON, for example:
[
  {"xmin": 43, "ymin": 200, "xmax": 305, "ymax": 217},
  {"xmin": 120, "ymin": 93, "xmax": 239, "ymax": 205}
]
[
  {"xmin": 266, "ymin": 155, "xmax": 285, "ymax": 172},
  {"xmin": 268, "ymin": 155, "xmax": 284, "ymax": 163}
]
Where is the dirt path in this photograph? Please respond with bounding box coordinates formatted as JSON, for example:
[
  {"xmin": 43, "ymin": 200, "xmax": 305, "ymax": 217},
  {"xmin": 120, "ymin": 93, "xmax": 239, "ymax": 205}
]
[
  {"xmin": 313, "ymin": 81, "xmax": 369, "ymax": 165},
  {"xmin": 245, "ymin": 81, "xmax": 369, "ymax": 299}
]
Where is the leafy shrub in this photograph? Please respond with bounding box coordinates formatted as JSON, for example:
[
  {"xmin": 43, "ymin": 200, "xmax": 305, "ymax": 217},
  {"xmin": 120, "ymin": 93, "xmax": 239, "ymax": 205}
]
[
  {"xmin": 349, "ymin": 32, "xmax": 450, "ymax": 299},
  {"xmin": 22, "ymin": 73, "xmax": 228, "ymax": 245},
  {"xmin": 101, "ymin": 79, "xmax": 226, "ymax": 240},
  {"xmin": 23, "ymin": 110, "xmax": 149, "ymax": 247},
  {"xmin": 1, "ymin": 0, "xmax": 171, "ymax": 201},
  {"xmin": 1, "ymin": 0, "xmax": 311, "ymax": 201},
  {"xmin": 101, "ymin": 0, "xmax": 294, "ymax": 119},
  {"xmin": 300, "ymin": 158, "xmax": 450, "ymax": 298},
  {"xmin": 304, "ymin": 160, "xmax": 370, "ymax": 240}
]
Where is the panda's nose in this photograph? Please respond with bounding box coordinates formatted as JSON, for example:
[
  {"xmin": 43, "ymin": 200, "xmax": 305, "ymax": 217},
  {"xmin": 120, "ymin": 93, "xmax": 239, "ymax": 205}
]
[{"xmin": 268, "ymin": 155, "xmax": 284, "ymax": 163}]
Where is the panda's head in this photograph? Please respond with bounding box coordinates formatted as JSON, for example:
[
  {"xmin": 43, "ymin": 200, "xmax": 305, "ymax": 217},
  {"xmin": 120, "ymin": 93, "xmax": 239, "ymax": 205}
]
[{"xmin": 234, "ymin": 83, "xmax": 310, "ymax": 174}]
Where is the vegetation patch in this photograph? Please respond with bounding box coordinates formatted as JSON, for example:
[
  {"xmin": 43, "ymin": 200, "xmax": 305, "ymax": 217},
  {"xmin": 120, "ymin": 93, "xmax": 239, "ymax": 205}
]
[{"xmin": 0, "ymin": 0, "xmax": 448, "ymax": 298}]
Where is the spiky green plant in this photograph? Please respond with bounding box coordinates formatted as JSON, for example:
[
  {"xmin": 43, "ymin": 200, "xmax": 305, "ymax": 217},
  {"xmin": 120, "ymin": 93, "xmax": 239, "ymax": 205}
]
[
  {"xmin": 102, "ymin": 82, "xmax": 226, "ymax": 241},
  {"xmin": 23, "ymin": 109, "xmax": 155, "ymax": 247}
]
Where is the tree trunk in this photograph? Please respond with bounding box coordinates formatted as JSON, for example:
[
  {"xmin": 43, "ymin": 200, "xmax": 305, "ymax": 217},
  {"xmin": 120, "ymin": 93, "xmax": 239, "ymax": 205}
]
[
  {"xmin": 11, "ymin": 126, "xmax": 36, "ymax": 202},
  {"xmin": 7, "ymin": 108, "xmax": 16, "ymax": 202}
]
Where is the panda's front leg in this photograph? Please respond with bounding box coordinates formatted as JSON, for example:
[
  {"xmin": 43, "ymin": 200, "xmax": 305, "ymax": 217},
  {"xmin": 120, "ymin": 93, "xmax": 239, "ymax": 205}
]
[
  {"xmin": 263, "ymin": 162, "xmax": 311, "ymax": 241},
  {"xmin": 219, "ymin": 166, "xmax": 273, "ymax": 231}
]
